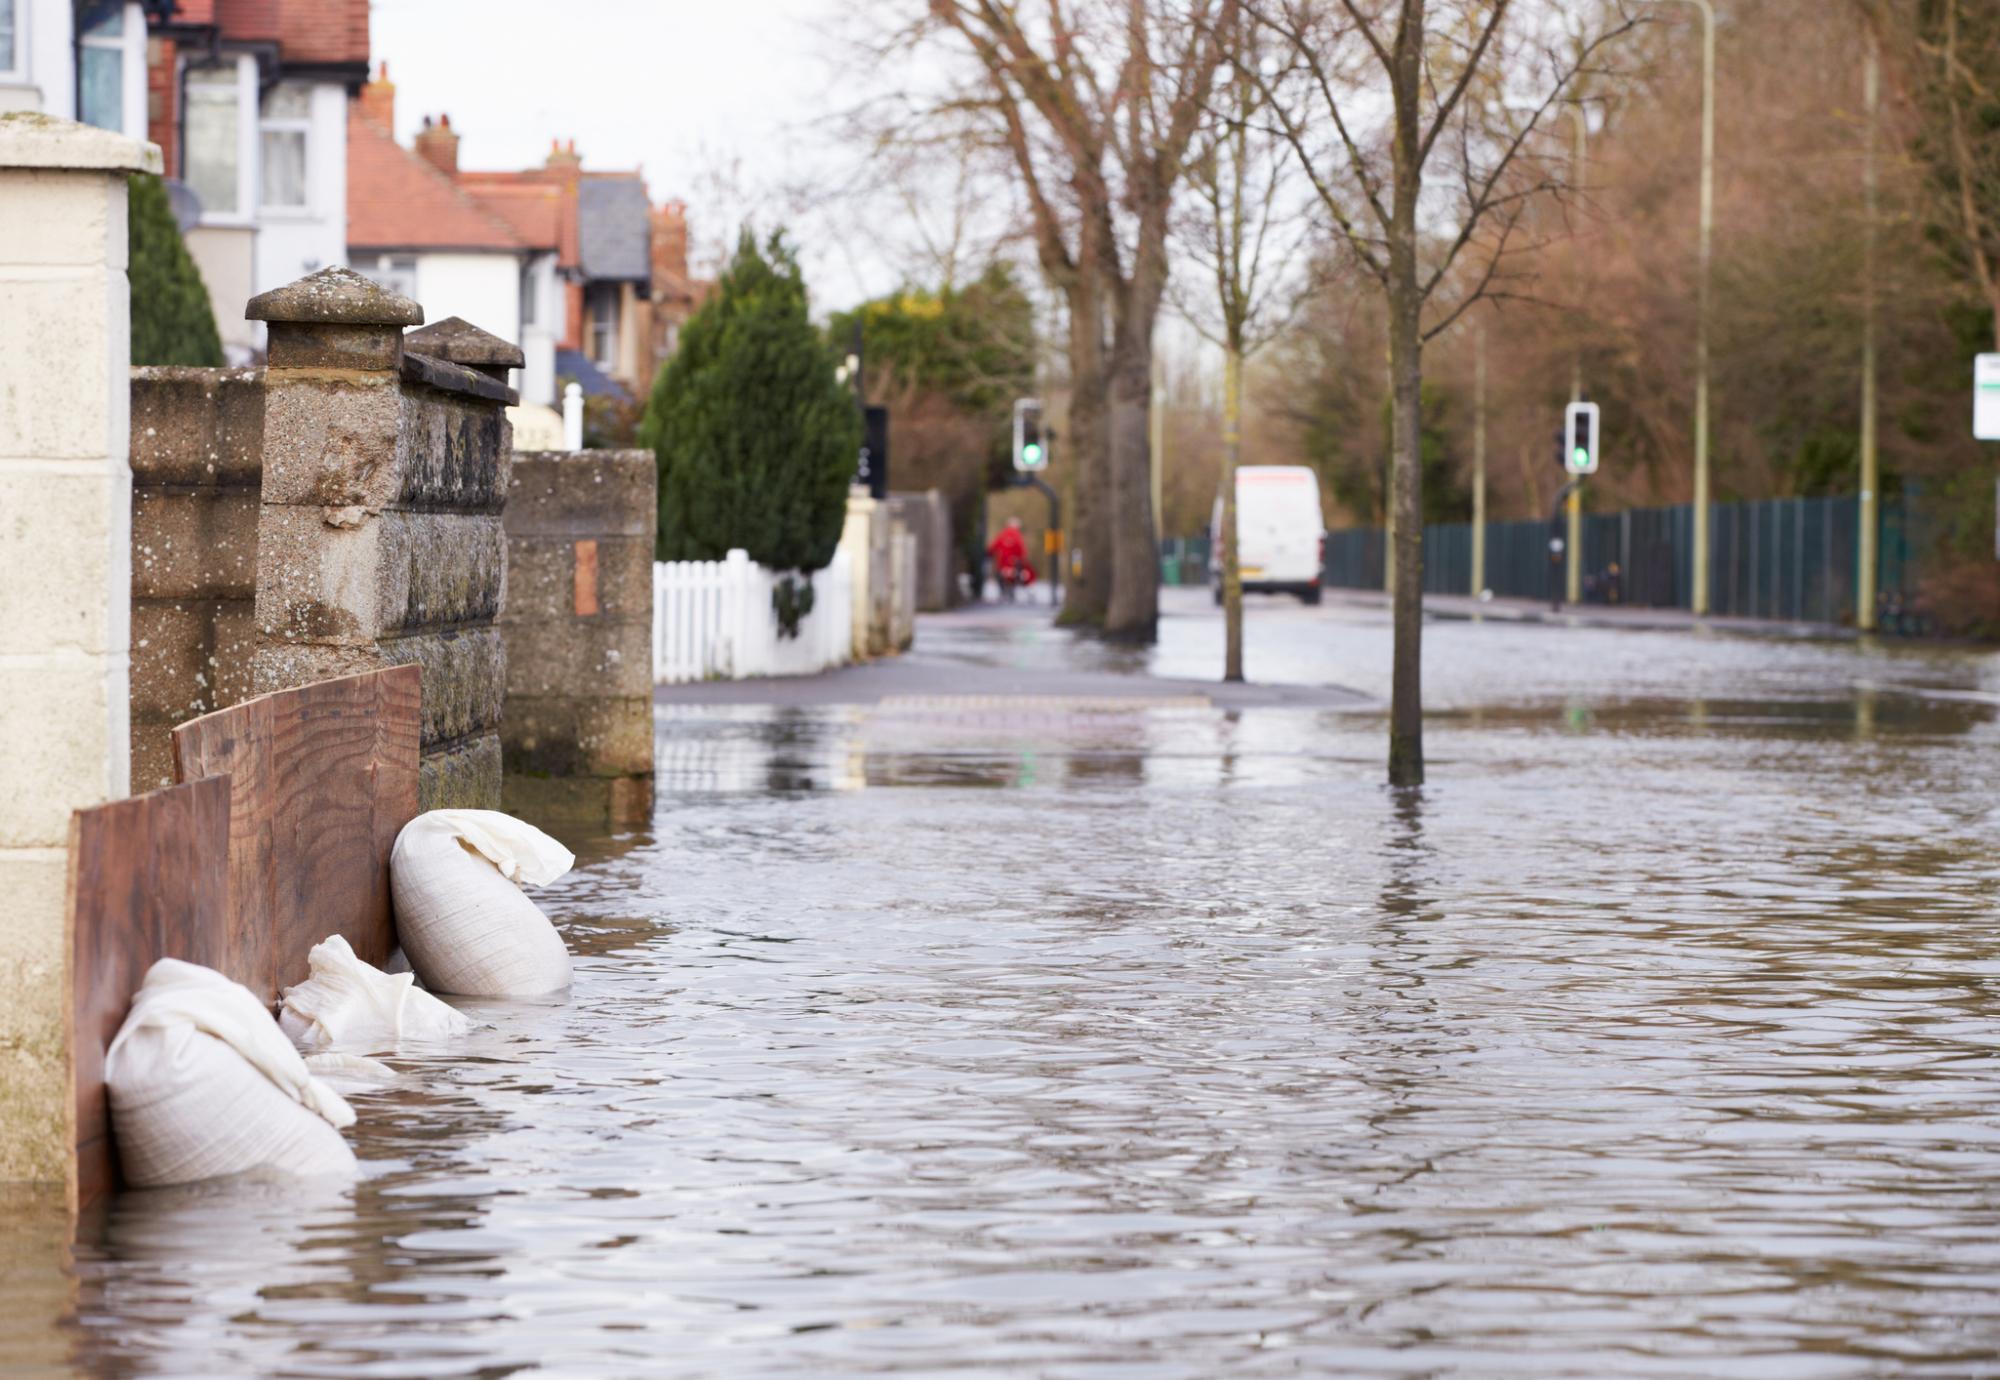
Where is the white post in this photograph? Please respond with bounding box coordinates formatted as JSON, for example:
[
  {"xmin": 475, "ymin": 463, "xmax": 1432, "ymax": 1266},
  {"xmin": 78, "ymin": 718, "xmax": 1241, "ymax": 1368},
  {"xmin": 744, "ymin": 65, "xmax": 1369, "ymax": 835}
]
[
  {"xmin": 724, "ymin": 548, "xmax": 753, "ymax": 679},
  {"xmin": 562, "ymin": 380, "xmax": 584, "ymax": 451},
  {"xmin": 0, "ymin": 114, "xmax": 159, "ymax": 1182}
]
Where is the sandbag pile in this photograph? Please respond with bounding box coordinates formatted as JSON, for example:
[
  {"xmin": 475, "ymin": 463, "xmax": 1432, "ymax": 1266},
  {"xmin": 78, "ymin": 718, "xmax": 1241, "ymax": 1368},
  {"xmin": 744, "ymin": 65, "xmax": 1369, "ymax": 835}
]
[
  {"xmin": 280, "ymin": 934, "xmax": 472, "ymax": 1051},
  {"xmin": 105, "ymin": 960, "xmax": 358, "ymax": 1188},
  {"xmin": 391, "ymin": 810, "xmax": 576, "ymax": 997}
]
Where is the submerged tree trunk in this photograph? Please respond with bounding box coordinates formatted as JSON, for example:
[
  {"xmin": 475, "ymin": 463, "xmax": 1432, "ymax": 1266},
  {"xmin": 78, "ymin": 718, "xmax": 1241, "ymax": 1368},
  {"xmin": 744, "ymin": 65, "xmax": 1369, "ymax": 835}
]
[
  {"xmin": 1060, "ymin": 280, "xmax": 1112, "ymax": 628},
  {"xmin": 1222, "ymin": 344, "xmax": 1244, "ymax": 681}
]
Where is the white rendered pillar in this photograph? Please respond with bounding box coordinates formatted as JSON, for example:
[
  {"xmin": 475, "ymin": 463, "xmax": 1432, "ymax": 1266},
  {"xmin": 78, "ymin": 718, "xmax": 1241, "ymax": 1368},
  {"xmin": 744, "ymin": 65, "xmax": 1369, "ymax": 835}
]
[{"xmin": 0, "ymin": 112, "xmax": 158, "ymax": 1182}]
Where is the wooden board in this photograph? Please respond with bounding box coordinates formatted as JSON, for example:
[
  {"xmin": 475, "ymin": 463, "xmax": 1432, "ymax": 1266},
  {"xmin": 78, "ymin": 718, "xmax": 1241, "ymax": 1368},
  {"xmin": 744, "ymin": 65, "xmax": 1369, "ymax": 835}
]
[
  {"xmin": 66, "ymin": 775, "xmax": 231, "ymax": 1213},
  {"xmin": 171, "ymin": 664, "xmax": 421, "ymax": 1004}
]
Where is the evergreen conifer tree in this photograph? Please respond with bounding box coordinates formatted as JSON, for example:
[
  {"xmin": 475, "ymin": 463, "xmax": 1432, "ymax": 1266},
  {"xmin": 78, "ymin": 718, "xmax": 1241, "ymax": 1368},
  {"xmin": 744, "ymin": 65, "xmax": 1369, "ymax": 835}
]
[
  {"xmin": 128, "ymin": 175, "xmax": 224, "ymax": 367},
  {"xmin": 641, "ymin": 231, "xmax": 859, "ymax": 576}
]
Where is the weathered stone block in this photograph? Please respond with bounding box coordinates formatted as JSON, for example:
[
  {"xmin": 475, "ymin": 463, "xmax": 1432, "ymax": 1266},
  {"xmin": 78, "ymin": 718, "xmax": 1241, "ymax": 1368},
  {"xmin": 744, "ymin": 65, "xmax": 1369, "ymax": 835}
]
[
  {"xmin": 502, "ymin": 772, "xmax": 653, "ymax": 830},
  {"xmin": 131, "ymin": 488, "xmax": 258, "ymax": 599},
  {"xmin": 0, "ymin": 849, "xmax": 70, "ymax": 1182},
  {"xmin": 396, "ymin": 390, "xmax": 511, "ymax": 512},
  {"xmin": 502, "ymin": 695, "xmax": 653, "ymax": 779},
  {"xmin": 0, "ymin": 274, "xmax": 123, "ymax": 461},
  {"xmin": 501, "ymin": 534, "xmax": 652, "ymax": 624},
  {"xmin": 378, "ymin": 511, "xmax": 505, "ymax": 632},
  {"xmin": 0, "ymin": 168, "xmax": 115, "ymax": 267},
  {"xmin": 253, "ymin": 504, "xmax": 388, "ymax": 647},
  {"xmin": 129, "ymin": 367, "xmax": 264, "ymax": 487},
  {"xmin": 130, "ymin": 600, "xmax": 219, "ymax": 723},
  {"xmin": 211, "ymin": 600, "xmax": 258, "ymax": 707},
  {"xmin": 506, "ymin": 450, "xmax": 657, "ymax": 538},
  {"xmin": 420, "ymin": 731, "xmax": 501, "ymax": 811},
  {"xmin": 0, "ymin": 663, "xmax": 119, "ymax": 848},
  {"xmin": 265, "ymin": 322, "xmax": 403, "ymax": 373},
  {"xmin": 0, "ymin": 467, "xmax": 125, "ymax": 658},
  {"xmin": 380, "ymin": 626, "xmax": 507, "ymax": 745},
  {"xmin": 501, "ymin": 616, "xmax": 652, "ymax": 699},
  {"xmin": 256, "ymin": 374, "xmax": 403, "ymax": 510},
  {"xmin": 250, "ymin": 641, "xmax": 385, "ymax": 698}
]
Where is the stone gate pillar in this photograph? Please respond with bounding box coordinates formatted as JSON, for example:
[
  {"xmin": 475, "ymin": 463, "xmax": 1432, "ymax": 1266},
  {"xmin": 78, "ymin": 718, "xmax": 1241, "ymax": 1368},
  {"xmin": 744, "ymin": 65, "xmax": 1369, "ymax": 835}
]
[
  {"xmin": 0, "ymin": 113, "xmax": 159, "ymax": 1181},
  {"xmin": 247, "ymin": 270, "xmax": 513, "ymax": 809}
]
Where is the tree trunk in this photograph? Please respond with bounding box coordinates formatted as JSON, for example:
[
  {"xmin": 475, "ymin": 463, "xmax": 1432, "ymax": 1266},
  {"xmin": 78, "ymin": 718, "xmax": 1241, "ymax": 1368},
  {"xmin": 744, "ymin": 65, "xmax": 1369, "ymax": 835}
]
[
  {"xmin": 1103, "ymin": 296, "xmax": 1161, "ymax": 643},
  {"xmin": 1060, "ymin": 280, "xmax": 1112, "ymax": 627},
  {"xmin": 1386, "ymin": 278, "xmax": 1424, "ymax": 786},
  {"xmin": 1222, "ymin": 343, "xmax": 1244, "ymax": 681}
]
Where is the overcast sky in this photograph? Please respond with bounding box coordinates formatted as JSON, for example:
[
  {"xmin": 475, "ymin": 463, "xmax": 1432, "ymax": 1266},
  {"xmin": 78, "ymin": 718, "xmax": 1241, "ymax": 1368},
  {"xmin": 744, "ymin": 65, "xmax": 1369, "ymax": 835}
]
[{"xmin": 369, "ymin": 0, "xmax": 915, "ymax": 311}]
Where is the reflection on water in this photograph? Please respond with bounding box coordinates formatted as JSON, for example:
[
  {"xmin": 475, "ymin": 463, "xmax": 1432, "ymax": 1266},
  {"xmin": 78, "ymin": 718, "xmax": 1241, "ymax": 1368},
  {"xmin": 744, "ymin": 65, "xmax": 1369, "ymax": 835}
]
[{"xmin": 12, "ymin": 608, "xmax": 2000, "ymax": 1377}]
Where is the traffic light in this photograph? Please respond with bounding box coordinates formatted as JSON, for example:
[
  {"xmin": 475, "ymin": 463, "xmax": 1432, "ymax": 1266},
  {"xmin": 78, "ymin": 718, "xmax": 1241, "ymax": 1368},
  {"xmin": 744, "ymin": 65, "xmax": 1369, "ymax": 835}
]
[
  {"xmin": 1564, "ymin": 401, "xmax": 1600, "ymax": 475},
  {"xmin": 1013, "ymin": 398, "xmax": 1048, "ymax": 472}
]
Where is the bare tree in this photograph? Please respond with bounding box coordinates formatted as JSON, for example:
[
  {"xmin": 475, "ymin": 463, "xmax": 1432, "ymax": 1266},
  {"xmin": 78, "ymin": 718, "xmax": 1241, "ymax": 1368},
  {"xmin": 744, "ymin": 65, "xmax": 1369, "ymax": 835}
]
[
  {"xmin": 1245, "ymin": 0, "xmax": 1636, "ymax": 784},
  {"xmin": 1891, "ymin": 0, "xmax": 2000, "ymax": 351},
  {"xmin": 922, "ymin": 0, "xmax": 1236, "ymax": 640},
  {"xmin": 1176, "ymin": 13, "xmax": 1310, "ymax": 681}
]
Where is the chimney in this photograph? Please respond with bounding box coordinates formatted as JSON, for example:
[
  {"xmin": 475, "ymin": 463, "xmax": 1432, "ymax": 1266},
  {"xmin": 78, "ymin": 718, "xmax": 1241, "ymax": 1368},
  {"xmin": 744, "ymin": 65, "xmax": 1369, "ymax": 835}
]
[
  {"xmin": 652, "ymin": 200, "xmax": 689, "ymax": 286},
  {"xmin": 358, "ymin": 60, "xmax": 393, "ymax": 130},
  {"xmin": 545, "ymin": 137, "xmax": 581, "ymax": 172},
  {"xmin": 415, "ymin": 113, "xmax": 459, "ymax": 177}
]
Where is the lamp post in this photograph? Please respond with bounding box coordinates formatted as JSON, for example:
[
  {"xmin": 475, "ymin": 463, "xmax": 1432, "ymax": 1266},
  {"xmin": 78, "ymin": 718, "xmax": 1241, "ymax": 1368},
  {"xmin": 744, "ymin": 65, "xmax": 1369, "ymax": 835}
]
[
  {"xmin": 1473, "ymin": 320, "xmax": 1487, "ymax": 598},
  {"xmin": 1644, "ymin": 0, "xmax": 1716, "ymax": 615},
  {"xmin": 1557, "ymin": 103, "xmax": 1587, "ymax": 608},
  {"xmin": 1858, "ymin": 26, "xmax": 1881, "ymax": 632}
]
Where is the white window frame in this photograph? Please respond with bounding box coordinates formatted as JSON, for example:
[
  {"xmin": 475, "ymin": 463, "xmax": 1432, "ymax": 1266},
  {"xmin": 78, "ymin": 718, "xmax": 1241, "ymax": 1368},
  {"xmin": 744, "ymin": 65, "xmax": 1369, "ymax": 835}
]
[
  {"xmin": 182, "ymin": 53, "xmax": 259, "ymax": 228},
  {"xmin": 78, "ymin": 3, "xmax": 146, "ymax": 142},
  {"xmin": 0, "ymin": 0, "xmax": 27, "ymax": 86},
  {"xmin": 257, "ymin": 81, "xmax": 313, "ymax": 217}
]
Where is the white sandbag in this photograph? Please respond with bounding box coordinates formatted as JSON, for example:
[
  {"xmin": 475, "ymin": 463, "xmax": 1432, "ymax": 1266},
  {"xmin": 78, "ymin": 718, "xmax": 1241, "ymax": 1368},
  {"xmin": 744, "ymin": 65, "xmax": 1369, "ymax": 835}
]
[
  {"xmin": 390, "ymin": 809, "xmax": 575, "ymax": 997},
  {"xmin": 104, "ymin": 959, "xmax": 357, "ymax": 1188},
  {"xmin": 279, "ymin": 934, "xmax": 472, "ymax": 1051}
]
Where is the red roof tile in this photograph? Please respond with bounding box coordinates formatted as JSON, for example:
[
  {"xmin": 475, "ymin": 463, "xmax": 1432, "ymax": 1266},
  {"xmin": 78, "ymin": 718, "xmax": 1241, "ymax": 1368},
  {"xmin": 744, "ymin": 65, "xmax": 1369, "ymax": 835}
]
[
  {"xmin": 461, "ymin": 168, "xmax": 581, "ymax": 270},
  {"xmin": 465, "ymin": 182, "xmax": 563, "ymax": 253},
  {"xmin": 347, "ymin": 108, "xmax": 525, "ymax": 253}
]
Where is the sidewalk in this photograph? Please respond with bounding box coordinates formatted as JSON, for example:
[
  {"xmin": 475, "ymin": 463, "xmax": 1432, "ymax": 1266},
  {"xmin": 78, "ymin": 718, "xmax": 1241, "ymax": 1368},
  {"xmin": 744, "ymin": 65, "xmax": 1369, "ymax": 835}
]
[
  {"xmin": 1322, "ymin": 587, "xmax": 1861, "ymax": 640},
  {"xmin": 654, "ymin": 601, "xmax": 1371, "ymax": 711}
]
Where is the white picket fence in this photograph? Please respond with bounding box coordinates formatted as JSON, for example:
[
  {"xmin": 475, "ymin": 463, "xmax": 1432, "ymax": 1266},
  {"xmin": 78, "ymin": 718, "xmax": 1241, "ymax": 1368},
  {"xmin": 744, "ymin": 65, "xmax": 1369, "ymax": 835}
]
[{"xmin": 653, "ymin": 546, "xmax": 854, "ymax": 684}]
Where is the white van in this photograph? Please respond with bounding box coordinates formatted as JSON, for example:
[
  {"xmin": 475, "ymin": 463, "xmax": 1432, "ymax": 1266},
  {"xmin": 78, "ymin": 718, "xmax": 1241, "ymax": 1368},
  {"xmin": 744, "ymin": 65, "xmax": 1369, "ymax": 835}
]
[{"xmin": 1210, "ymin": 466, "xmax": 1326, "ymax": 604}]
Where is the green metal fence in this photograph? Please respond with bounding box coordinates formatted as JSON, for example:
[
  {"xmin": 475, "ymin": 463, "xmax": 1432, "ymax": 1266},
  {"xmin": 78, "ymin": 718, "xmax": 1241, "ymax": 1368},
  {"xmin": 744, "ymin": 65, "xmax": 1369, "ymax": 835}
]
[{"xmin": 1321, "ymin": 493, "xmax": 1921, "ymax": 629}]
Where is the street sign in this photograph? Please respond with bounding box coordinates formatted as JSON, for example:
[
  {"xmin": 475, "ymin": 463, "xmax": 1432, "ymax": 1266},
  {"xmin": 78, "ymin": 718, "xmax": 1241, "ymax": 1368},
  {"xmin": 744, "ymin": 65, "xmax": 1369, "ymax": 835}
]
[
  {"xmin": 1564, "ymin": 401, "xmax": 1600, "ymax": 475},
  {"xmin": 1975, "ymin": 354, "xmax": 2000, "ymax": 441},
  {"xmin": 1013, "ymin": 398, "xmax": 1048, "ymax": 472}
]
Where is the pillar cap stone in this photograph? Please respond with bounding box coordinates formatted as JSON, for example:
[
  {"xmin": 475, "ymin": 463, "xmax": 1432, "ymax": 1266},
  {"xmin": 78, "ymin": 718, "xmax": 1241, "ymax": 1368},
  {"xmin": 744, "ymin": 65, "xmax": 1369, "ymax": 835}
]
[
  {"xmin": 0, "ymin": 111, "xmax": 161, "ymax": 174},
  {"xmin": 247, "ymin": 265, "xmax": 423, "ymax": 327},
  {"xmin": 406, "ymin": 317, "xmax": 526, "ymax": 374}
]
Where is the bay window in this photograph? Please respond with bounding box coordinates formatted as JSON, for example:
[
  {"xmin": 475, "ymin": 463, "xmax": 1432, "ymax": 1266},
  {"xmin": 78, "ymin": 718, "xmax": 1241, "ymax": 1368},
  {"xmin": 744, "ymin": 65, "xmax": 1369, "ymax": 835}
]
[
  {"xmin": 183, "ymin": 58, "xmax": 254, "ymax": 221},
  {"xmin": 259, "ymin": 83, "xmax": 311, "ymax": 212},
  {"xmin": 0, "ymin": 0, "xmax": 19, "ymax": 81},
  {"xmin": 78, "ymin": 4, "xmax": 144, "ymax": 139}
]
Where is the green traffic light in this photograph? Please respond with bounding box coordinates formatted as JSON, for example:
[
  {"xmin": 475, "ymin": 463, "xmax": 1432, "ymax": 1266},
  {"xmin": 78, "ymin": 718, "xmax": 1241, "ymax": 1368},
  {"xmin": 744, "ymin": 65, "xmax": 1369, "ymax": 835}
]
[
  {"xmin": 1572, "ymin": 446, "xmax": 1589, "ymax": 466},
  {"xmin": 1023, "ymin": 443, "xmax": 1043, "ymax": 465}
]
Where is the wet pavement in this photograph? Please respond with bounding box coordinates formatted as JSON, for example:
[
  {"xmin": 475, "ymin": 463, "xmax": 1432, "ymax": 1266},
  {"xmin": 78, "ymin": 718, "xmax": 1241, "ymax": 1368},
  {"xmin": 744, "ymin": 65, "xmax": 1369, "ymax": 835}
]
[{"xmin": 9, "ymin": 588, "xmax": 2000, "ymax": 1377}]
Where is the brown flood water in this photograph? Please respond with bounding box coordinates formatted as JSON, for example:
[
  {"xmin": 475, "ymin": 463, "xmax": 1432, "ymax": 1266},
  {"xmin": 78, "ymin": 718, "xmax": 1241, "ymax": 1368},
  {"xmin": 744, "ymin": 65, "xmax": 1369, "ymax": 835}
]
[{"xmin": 6, "ymin": 594, "xmax": 2000, "ymax": 1377}]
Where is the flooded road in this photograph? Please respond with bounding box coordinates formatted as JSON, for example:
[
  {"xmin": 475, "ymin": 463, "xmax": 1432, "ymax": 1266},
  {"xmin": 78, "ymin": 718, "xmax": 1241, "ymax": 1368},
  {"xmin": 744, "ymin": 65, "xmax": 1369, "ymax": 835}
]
[{"xmin": 12, "ymin": 590, "xmax": 2000, "ymax": 1377}]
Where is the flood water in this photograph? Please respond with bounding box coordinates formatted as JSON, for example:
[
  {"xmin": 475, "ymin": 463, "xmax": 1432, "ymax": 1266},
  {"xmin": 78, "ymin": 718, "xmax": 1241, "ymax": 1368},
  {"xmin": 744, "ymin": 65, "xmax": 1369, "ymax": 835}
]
[{"xmin": 11, "ymin": 591, "xmax": 2000, "ymax": 1377}]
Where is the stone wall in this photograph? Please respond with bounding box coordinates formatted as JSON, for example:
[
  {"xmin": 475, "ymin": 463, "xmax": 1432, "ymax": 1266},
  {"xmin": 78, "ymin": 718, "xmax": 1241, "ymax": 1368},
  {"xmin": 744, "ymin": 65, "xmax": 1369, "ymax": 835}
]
[
  {"xmin": 127, "ymin": 368, "xmax": 262, "ymax": 789},
  {"xmin": 887, "ymin": 490, "xmax": 955, "ymax": 611},
  {"xmin": 246, "ymin": 274, "xmax": 515, "ymax": 810},
  {"xmin": 501, "ymin": 450, "xmax": 656, "ymax": 827}
]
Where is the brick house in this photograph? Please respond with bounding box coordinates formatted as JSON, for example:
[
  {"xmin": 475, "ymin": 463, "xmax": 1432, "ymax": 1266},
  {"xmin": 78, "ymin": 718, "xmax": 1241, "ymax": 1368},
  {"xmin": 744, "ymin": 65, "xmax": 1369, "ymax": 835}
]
[
  {"xmin": 346, "ymin": 67, "xmax": 561, "ymax": 407},
  {"xmin": 1, "ymin": 1, "xmax": 369, "ymax": 360}
]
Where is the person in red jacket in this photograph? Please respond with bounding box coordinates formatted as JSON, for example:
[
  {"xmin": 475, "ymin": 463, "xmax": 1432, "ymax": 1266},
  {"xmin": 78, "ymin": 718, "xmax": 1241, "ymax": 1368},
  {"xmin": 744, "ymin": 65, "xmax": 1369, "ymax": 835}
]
[{"xmin": 987, "ymin": 518, "xmax": 1036, "ymax": 601}]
